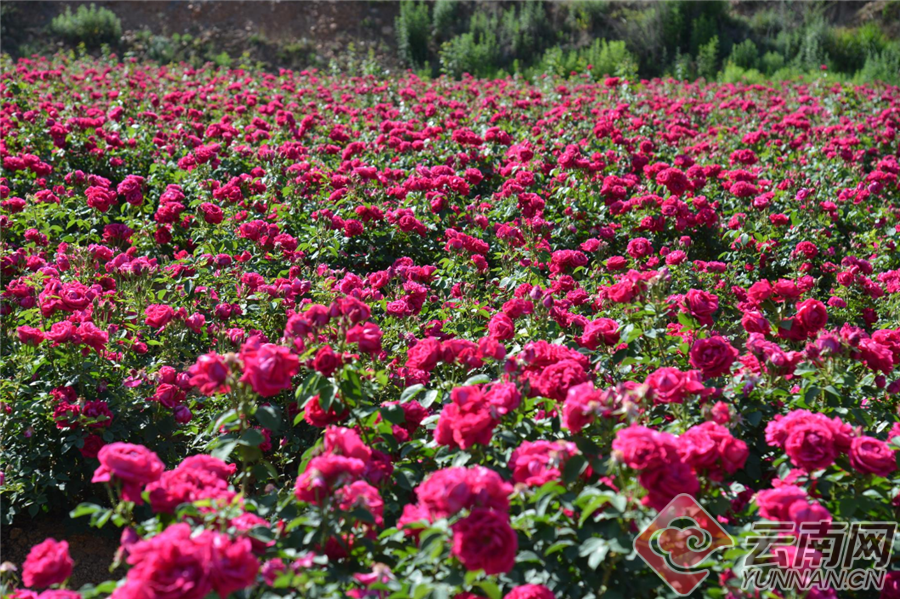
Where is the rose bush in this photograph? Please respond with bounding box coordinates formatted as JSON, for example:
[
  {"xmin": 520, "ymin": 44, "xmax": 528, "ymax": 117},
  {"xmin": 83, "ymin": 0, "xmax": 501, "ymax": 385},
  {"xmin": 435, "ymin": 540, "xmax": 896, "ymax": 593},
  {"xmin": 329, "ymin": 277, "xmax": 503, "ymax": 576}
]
[{"xmin": 1, "ymin": 54, "xmax": 899, "ymax": 598}]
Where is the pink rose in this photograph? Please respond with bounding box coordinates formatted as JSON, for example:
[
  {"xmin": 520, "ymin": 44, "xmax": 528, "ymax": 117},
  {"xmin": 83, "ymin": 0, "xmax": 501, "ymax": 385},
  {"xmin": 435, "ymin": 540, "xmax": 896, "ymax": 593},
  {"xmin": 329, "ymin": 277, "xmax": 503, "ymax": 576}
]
[
  {"xmin": 644, "ymin": 367, "xmax": 710, "ymax": 404},
  {"xmin": 783, "ymin": 420, "xmax": 838, "ymax": 472},
  {"xmin": 346, "ymin": 322, "xmax": 382, "ymax": 355},
  {"xmin": 239, "ymin": 340, "xmax": 299, "ymax": 398},
  {"xmin": 487, "ymin": 313, "xmax": 515, "ymax": 341},
  {"xmin": 684, "ymin": 289, "xmax": 719, "ymax": 326},
  {"xmin": 849, "ymin": 436, "xmax": 897, "ymax": 477},
  {"xmin": 188, "ymin": 353, "xmax": 231, "ymax": 396},
  {"xmin": 294, "ymin": 455, "xmax": 365, "ymax": 504},
  {"xmin": 92, "ymin": 443, "xmax": 164, "ymax": 503},
  {"xmin": 756, "ymin": 485, "xmax": 808, "ymax": 521},
  {"xmin": 508, "ymin": 440, "xmax": 578, "ymax": 487},
  {"xmin": 484, "ymin": 382, "xmax": 522, "ymax": 416},
  {"xmin": 22, "ymin": 538, "xmax": 73, "ymax": 588},
  {"xmin": 144, "ymin": 304, "xmax": 175, "ymax": 329},
  {"xmin": 563, "ymin": 382, "xmax": 621, "ymax": 433},
  {"xmin": 434, "ymin": 386, "xmax": 497, "ymax": 450},
  {"xmin": 206, "ymin": 533, "xmax": 260, "ymax": 597},
  {"xmin": 678, "ymin": 422, "xmax": 748, "ymax": 480},
  {"xmin": 304, "ymin": 395, "xmax": 348, "ymax": 428},
  {"xmin": 612, "ymin": 426, "xmax": 679, "ymax": 471},
  {"xmin": 793, "ymin": 299, "xmax": 828, "ymax": 338},
  {"xmin": 412, "ymin": 466, "xmax": 511, "ymax": 521},
  {"xmin": 531, "ymin": 359, "xmax": 589, "ymax": 401},
  {"xmin": 639, "ymin": 460, "xmax": 700, "ymax": 511},
  {"xmin": 504, "ymin": 585, "xmax": 556, "ymax": 599},
  {"xmin": 689, "ymin": 336, "xmax": 738, "ymax": 379},
  {"xmin": 451, "ymin": 508, "xmax": 517, "ymax": 575},
  {"xmin": 114, "ymin": 524, "xmax": 212, "ymax": 599},
  {"xmin": 577, "ymin": 318, "xmax": 620, "ymax": 350},
  {"xmin": 406, "ymin": 337, "xmax": 443, "ymax": 372}
]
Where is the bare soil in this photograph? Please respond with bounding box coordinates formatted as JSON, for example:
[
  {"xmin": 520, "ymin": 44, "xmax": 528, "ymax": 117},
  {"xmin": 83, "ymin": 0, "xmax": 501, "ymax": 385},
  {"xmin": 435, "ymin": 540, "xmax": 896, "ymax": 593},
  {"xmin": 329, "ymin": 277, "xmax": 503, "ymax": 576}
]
[
  {"xmin": 1, "ymin": 514, "xmax": 120, "ymax": 589},
  {"xmin": 2, "ymin": 1, "xmax": 404, "ymax": 70}
]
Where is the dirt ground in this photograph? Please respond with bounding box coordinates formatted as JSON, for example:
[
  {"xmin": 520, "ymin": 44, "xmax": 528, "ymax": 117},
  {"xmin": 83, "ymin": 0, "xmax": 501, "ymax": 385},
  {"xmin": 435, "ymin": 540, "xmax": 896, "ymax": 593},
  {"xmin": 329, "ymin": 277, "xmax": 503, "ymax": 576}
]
[
  {"xmin": 1, "ymin": 514, "xmax": 121, "ymax": 588},
  {"xmin": 1, "ymin": 1, "xmax": 403, "ymax": 69}
]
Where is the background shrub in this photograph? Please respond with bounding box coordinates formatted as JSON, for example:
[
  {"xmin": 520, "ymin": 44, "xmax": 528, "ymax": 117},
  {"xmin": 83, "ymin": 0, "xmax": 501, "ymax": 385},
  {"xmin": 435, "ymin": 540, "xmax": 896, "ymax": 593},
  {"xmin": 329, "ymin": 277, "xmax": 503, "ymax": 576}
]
[
  {"xmin": 4, "ymin": 0, "xmax": 900, "ymax": 85},
  {"xmin": 48, "ymin": 4, "xmax": 121, "ymax": 49},
  {"xmin": 396, "ymin": 0, "xmax": 431, "ymax": 68}
]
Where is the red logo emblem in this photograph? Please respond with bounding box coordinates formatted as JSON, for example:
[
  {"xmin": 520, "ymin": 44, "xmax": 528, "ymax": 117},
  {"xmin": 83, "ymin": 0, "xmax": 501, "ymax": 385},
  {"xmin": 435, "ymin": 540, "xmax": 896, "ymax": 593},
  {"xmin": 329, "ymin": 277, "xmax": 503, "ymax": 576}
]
[{"xmin": 634, "ymin": 494, "xmax": 734, "ymax": 596}]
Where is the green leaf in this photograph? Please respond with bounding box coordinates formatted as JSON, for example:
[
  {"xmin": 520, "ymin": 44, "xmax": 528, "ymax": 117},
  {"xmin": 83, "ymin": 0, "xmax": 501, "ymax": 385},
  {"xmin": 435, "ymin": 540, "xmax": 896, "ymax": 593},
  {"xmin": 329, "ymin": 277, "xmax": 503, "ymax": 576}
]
[
  {"xmin": 341, "ymin": 368, "xmax": 364, "ymax": 402},
  {"xmin": 381, "ymin": 404, "xmax": 406, "ymax": 426},
  {"xmin": 580, "ymin": 537, "xmax": 610, "ymax": 569},
  {"xmin": 69, "ymin": 502, "xmax": 103, "ymax": 519},
  {"xmin": 255, "ymin": 405, "xmax": 281, "ymax": 431},
  {"xmin": 462, "ymin": 374, "xmax": 492, "ymax": 386},
  {"xmin": 563, "ymin": 454, "xmax": 588, "ymax": 484},
  {"xmin": 579, "ymin": 495, "xmax": 611, "ymax": 527},
  {"xmin": 421, "ymin": 389, "xmax": 440, "ymax": 408},
  {"xmin": 239, "ymin": 428, "xmax": 266, "ymax": 447},
  {"xmin": 210, "ymin": 438, "xmax": 238, "ymax": 460},
  {"xmin": 475, "ymin": 581, "xmax": 502, "ymax": 599},
  {"xmin": 400, "ymin": 384, "xmax": 424, "ymax": 403}
]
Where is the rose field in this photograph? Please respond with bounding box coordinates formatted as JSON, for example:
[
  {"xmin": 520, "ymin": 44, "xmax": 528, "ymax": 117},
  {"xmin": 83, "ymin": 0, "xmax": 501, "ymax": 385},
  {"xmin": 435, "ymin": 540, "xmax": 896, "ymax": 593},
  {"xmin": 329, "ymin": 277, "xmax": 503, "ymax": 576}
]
[{"xmin": 2, "ymin": 53, "xmax": 900, "ymax": 599}]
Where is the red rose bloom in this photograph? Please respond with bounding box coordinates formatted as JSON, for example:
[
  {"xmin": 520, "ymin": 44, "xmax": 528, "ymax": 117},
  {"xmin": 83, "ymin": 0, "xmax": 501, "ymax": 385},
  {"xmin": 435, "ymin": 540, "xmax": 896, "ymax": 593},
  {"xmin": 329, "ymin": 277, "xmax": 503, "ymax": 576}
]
[
  {"xmin": 683, "ymin": 289, "xmax": 719, "ymax": 326},
  {"xmin": 451, "ymin": 508, "xmax": 518, "ymax": 575},
  {"xmin": 612, "ymin": 425, "xmax": 679, "ymax": 470},
  {"xmin": 188, "ymin": 353, "xmax": 231, "ymax": 396},
  {"xmin": 240, "ymin": 340, "xmax": 300, "ymax": 398},
  {"xmin": 304, "ymin": 394, "xmax": 349, "ymax": 427},
  {"xmin": 346, "ymin": 322, "xmax": 383, "ymax": 355},
  {"xmin": 508, "ymin": 440, "xmax": 578, "ymax": 487},
  {"xmin": 487, "ymin": 313, "xmax": 515, "ymax": 341},
  {"xmin": 644, "ymin": 367, "xmax": 710, "ymax": 404},
  {"xmin": 756, "ymin": 485, "xmax": 808, "ymax": 521},
  {"xmin": 531, "ymin": 359, "xmax": 589, "ymax": 401},
  {"xmin": 639, "ymin": 460, "xmax": 700, "ymax": 511},
  {"xmin": 577, "ymin": 318, "xmax": 620, "ymax": 350},
  {"xmin": 405, "ymin": 337, "xmax": 443, "ymax": 372},
  {"xmin": 92, "ymin": 442, "xmax": 165, "ymax": 503},
  {"xmin": 783, "ymin": 420, "xmax": 838, "ymax": 472},
  {"xmin": 434, "ymin": 386, "xmax": 497, "ymax": 450},
  {"xmin": 114, "ymin": 523, "xmax": 212, "ymax": 599},
  {"xmin": 689, "ymin": 336, "xmax": 738, "ymax": 379},
  {"xmin": 144, "ymin": 304, "xmax": 175, "ymax": 329},
  {"xmin": 504, "ymin": 585, "xmax": 556, "ymax": 599},
  {"xmin": 22, "ymin": 538, "xmax": 73, "ymax": 588},
  {"xmin": 206, "ymin": 532, "xmax": 260, "ymax": 597},
  {"xmin": 849, "ymin": 436, "xmax": 897, "ymax": 477}
]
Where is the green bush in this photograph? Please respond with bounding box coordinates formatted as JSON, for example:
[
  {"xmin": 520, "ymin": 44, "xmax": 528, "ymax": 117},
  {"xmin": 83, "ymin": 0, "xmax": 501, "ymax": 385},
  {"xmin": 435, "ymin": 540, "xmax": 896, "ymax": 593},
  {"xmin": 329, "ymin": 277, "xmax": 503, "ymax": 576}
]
[
  {"xmin": 827, "ymin": 23, "xmax": 888, "ymax": 73},
  {"xmin": 396, "ymin": 0, "xmax": 431, "ymax": 68},
  {"xmin": 856, "ymin": 42, "xmax": 900, "ymax": 85},
  {"xmin": 697, "ymin": 35, "xmax": 719, "ymax": 79},
  {"xmin": 49, "ymin": 4, "xmax": 122, "ymax": 48},
  {"xmin": 671, "ymin": 50, "xmax": 694, "ymax": 80},
  {"xmin": 793, "ymin": 15, "xmax": 829, "ymax": 71},
  {"xmin": 719, "ymin": 62, "xmax": 766, "ymax": 85},
  {"xmin": 535, "ymin": 45, "xmax": 569, "ymax": 77},
  {"xmin": 439, "ymin": 29, "xmax": 500, "ymax": 78},
  {"xmin": 500, "ymin": 2, "xmax": 548, "ymax": 61},
  {"xmin": 568, "ymin": 0, "xmax": 610, "ymax": 32},
  {"xmin": 761, "ymin": 50, "xmax": 786, "ymax": 75},
  {"xmin": 729, "ymin": 39, "xmax": 759, "ymax": 70},
  {"xmin": 534, "ymin": 38, "xmax": 638, "ymax": 80},
  {"xmin": 583, "ymin": 38, "xmax": 639, "ymax": 78},
  {"xmin": 432, "ymin": 0, "xmax": 458, "ymax": 43},
  {"xmin": 690, "ymin": 14, "xmax": 717, "ymax": 55}
]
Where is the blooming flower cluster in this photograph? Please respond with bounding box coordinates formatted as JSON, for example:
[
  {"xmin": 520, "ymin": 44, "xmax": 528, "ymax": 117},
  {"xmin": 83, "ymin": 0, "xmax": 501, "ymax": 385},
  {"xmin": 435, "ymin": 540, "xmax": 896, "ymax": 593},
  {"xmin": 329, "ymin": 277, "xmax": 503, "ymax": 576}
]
[{"xmin": 1, "ymin": 55, "xmax": 899, "ymax": 599}]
